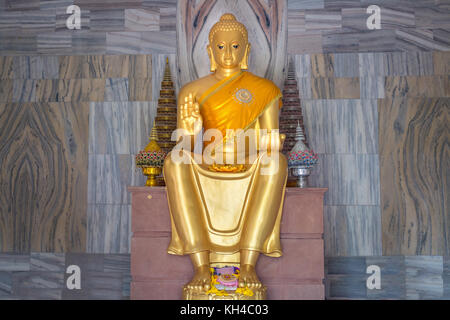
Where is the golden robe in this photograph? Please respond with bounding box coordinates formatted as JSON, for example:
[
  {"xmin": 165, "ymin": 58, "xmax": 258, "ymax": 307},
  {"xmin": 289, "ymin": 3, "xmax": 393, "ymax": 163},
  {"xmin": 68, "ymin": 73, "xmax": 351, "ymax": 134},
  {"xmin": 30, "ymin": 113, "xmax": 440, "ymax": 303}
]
[{"xmin": 163, "ymin": 71, "xmax": 287, "ymax": 258}]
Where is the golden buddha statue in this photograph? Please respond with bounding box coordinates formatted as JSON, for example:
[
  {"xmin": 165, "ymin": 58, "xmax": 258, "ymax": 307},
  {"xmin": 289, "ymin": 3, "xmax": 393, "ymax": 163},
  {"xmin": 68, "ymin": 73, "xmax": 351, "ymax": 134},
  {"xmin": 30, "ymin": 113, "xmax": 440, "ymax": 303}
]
[{"xmin": 163, "ymin": 13, "xmax": 287, "ymax": 298}]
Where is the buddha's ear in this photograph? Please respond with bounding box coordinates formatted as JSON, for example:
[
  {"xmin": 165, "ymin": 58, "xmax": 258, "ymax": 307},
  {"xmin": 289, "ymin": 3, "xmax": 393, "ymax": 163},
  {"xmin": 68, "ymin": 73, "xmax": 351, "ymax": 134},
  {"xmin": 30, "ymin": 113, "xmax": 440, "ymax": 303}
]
[
  {"xmin": 207, "ymin": 44, "xmax": 217, "ymax": 73},
  {"xmin": 240, "ymin": 43, "xmax": 251, "ymax": 70}
]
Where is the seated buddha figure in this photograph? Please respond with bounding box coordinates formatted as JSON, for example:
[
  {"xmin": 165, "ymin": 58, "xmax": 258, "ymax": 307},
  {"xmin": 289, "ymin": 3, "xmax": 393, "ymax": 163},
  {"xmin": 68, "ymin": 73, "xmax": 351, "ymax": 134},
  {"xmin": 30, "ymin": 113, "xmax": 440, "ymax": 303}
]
[{"xmin": 163, "ymin": 14, "xmax": 287, "ymax": 293}]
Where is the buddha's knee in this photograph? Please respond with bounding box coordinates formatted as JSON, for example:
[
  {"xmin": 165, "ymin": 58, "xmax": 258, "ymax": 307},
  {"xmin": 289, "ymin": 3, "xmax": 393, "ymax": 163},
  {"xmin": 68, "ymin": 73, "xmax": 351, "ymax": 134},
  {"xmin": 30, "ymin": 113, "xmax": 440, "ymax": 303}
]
[{"xmin": 259, "ymin": 152, "xmax": 287, "ymax": 176}]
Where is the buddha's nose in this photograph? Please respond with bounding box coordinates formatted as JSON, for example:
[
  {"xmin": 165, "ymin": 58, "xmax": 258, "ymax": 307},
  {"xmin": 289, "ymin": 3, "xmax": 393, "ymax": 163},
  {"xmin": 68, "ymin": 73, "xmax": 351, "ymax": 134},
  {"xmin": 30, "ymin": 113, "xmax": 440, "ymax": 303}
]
[{"xmin": 225, "ymin": 45, "xmax": 232, "ymax": 59}]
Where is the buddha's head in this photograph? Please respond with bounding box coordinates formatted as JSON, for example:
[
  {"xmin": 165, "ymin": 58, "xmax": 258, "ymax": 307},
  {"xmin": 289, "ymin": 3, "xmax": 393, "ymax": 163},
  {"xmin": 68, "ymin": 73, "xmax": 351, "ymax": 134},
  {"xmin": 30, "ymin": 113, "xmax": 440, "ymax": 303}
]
[{"xmin": 207, "ymin": 13, "xmax": 251, "ymax": 72}]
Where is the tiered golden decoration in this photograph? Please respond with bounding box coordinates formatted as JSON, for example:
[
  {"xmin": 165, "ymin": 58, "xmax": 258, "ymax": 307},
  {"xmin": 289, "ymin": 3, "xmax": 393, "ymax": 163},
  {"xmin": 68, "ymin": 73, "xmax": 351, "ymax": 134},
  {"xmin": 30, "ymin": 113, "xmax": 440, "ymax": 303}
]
[
  {"xmin": 279, "ymin": 57, "xmax": 309, "ymax": 155},
  {"xmin": 136, "ymin": 123, "xmax": 166, "ymax": 187},
  {"xmin": 155, "ymin": 58, "xmax": 178, "ymax": 154}
]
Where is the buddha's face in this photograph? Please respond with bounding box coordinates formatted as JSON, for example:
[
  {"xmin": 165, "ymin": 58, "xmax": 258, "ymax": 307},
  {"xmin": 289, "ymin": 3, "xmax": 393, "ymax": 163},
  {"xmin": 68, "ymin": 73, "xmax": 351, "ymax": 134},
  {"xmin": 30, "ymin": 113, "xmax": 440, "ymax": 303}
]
[{"xmin": 209, "ymin": 30, "xmax": 249, "ymax": 70}]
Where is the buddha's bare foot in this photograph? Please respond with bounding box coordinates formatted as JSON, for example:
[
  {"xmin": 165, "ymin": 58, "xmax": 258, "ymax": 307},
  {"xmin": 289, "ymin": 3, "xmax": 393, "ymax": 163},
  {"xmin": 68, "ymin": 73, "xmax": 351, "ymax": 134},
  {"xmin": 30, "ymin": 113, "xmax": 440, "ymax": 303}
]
[
  {"xmin": 239, "ymin": 264, "xmax": 262, "ymax": 289},
  {"xmin": 186, "ymin": 265, "xmax": 211, "ymax": 292}
]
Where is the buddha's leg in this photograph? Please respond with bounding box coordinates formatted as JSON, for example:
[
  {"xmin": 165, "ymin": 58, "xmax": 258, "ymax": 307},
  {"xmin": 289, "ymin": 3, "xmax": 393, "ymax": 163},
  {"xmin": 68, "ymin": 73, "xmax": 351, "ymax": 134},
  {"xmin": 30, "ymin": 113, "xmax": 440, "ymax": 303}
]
[
  {"xmin": 163, "ymin": 152, "xmax": 211, "ymax": 290},
  {"xmin": 239, "ymin": 152, "xmax": 288, "ymax": 288}
]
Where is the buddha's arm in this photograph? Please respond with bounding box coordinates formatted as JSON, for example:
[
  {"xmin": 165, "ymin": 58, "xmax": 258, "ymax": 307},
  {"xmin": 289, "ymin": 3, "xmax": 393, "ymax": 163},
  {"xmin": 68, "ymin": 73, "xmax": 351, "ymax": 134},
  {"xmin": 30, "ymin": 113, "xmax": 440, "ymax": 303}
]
[{"xmin": 258, "ymin": 98, "xmax": 284, "ymax": 153}]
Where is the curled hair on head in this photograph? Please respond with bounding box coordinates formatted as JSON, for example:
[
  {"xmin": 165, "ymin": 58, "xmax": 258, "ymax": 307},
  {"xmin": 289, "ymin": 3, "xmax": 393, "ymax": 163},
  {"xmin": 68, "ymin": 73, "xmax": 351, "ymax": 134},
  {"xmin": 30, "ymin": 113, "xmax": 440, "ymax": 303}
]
[{"xmin": 208, "ymin": 13, "xmax": 248, "ymax": 44}]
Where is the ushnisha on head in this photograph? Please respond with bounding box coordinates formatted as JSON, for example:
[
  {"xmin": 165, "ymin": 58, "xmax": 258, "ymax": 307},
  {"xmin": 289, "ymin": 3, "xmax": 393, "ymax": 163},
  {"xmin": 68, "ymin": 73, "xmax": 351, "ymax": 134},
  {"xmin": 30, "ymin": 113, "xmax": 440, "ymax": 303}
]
[{"xmin": 207, "ymin": 13, "xmax": 251, "ymax": 72}]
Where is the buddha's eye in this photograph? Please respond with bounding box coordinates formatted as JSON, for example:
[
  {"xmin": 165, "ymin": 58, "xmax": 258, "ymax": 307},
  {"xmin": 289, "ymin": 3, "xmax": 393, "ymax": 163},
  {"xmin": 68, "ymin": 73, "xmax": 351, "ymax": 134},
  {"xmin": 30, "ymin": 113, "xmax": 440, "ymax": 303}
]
[
  {"xmin": 218, "ymin": 45, "xmax": 224, "ymax": 50},
  {"xmin": 233, "ymin": 44, "xmax": 239, "ymax": 49}
]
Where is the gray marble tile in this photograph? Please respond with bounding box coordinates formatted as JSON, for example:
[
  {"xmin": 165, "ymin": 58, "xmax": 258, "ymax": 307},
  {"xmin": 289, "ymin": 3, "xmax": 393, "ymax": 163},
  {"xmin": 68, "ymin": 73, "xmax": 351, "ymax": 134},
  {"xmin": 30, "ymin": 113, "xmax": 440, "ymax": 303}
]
[
  {"xmin": 302, "ymin": 99, "xmax": 378, "ymax": 154},
  {"xmin": 89, "ymin": 102, "xmax": 133, "ymax": 155},
  {"xmin": 288, "ymin": 30, "xmax": 323, "ymax": 54},
  {"xmin": 0, "ymin": 34, "xmax": 37, "ymax": 54},
  {"xmin": 288, "ymin": 0, "xmax": 324, "ymax": 9},
  {"xmin": 341, "ymin": 7, "xmax": 368, "ymax": 32},
  {"xmin": 65, "ymin": 253, "xmax": 104, "ymax": 273},
  {"xmin": 305, "ymin": 10, "xmax": 342, "ymax": 31},
  {"xmin": 322, "ymin": 30, "xmax": 359, "ymax": 53},
  {"xmin": 21, "ymin": 9, "xmax": 56, "ymax": 33},
  {"xmin": 13, "ymin": 80, "xmax": 37, "ymax": 102},
  {"xmin": 288, "ymin": 10, "xmax": 306, "ymax": 33},
  {"xmin": 0, "ymin": 11, "xmax": 22, "ymax": 32},
  {"xmin": 324, "ymin": 154, "xmax": 380, "ymax": 206},
  {"xmin": 72, "ymin": 32, "xmax": 106, "ymax": 55},
  {"xmin": 382, "ymin": 52, "xmax": 435, "ymax": 76},
  {"xmin": 406, "ymin": 256, "xmax": 444, "ymax": 299},
  {"xmin": 12, "ymin": 272, "xmax": 64, "ymax": 289},
  {"xmin": 103, "ymin": 254, "xmax": 130, "ymax": 273},
  {"xmin": 11, "ymin": 287, "xmax": 62, "ymax": 300},
  {"xmin": 359, "ymin": 53, "xmax": 386, "ymax": 77},
  {"xmin": 0, "ymin": 254, "xmax": 29, "ymax": 272},
  {"xmin": 324, "ymin": 0, "xmax": 360, "ymax": 9},
  {"xmin": 13, "ymin": 56, "xmax": 59, "ymax": 79},
  {"xmin": 104, "ymin": 78, "xmax": 129, "ymax": 101},
  {"xmin": 40, "ymin": 0, "xmax": 73, "ymax": 10},
  {"xmin": 326, "ymin": 257, "xmax": 366, "ymax": 275},
  {"xmin": 0, "ymin": 272, "xmax": 12, "ymax": 297},
  {"xmin": 326, "ymin": 274, "xmax": 367, "ymax": 299},
  {"xmin": 395, "ymin": 28, "xmax": 449, "ymax": 51},
  {"xmin": 293, "ymin": 54, "xmax": 311, "ymax": 78},
  {"xmin": 85, "ymin": 271, "xmax": 123, "ymax": 299},
  {"xmin": 334, "ymin": 53, "xmax": 359, "ymax": 78},
  {"xmin": 87, "ymin": 204, "xmax": 131, "ymax": 254},
  {"xmin": 140, "ymin": 31, "xmax": 176, "ymax": 53},
  {"xmin": 30, "ymin": 253, "xmax": 65, "ymax": 272},
  {"xmin": 360, "ymin": 76, "xmax": 385, "ymax": 99},
  {"xmin": 433, "ymin": 29, "xmax": 450, "ymax": 48},
  {"xmin": 380, "ymin": 7, "xmax": 415, "ymax": 29},
  {"xmin": 160, "ymin": 6, "xmax": 175, "ymax": 31},
  {"xmin": 4, "ymin": 0, "xmax": 40, "ymax": 10},
  {"xmin": 122, "ymin": 273, "xmax": 131, "ymax": 298},
  {"xmin": 106, "ymin": 32, "xmax": 141, "ymax": 54},
  {"xmin": 359, "ymin": 29, "xmax": 397, "ymax": 52},
  {"xmin": 444, "ymin": 256, "xmax": 450, "ymax": 299},
  {"xmin": 88, "ymin": 154, "xmax": 133, "ymax": 205},
  {"xmin": 125, "ymin": 8, "xmax": 159, "ymax": 31},
  {"xmin": 37, "ymin": 33, "xmax": 72, "ymax": 54},
  {"xmin": 415, "ymin": 7, "xmax": 450, "ymax": 29},
  {"xmin": 91, "ymin": 9, "xmax": 125, "ymax": 32},
  {"xmin": 325, "ymin": 205, "xmax": 382, "ymax": 256},
  {"xmin": 366, "ymin": 256, "xmax": 406, "ymax": 298}
]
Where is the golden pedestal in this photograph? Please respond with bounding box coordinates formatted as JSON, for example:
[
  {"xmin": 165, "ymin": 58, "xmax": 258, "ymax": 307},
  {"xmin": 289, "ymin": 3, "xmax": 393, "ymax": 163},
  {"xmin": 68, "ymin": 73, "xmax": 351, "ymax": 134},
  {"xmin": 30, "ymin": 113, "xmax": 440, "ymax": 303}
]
[
  {"xmin": 142, "ymin": 166, "xmax": 162, "ymax": 187},
  {"xmin": 183, "ymin": 285, "xmax": 267, "ymax": 300},
  {"xmin": 182, "ymin": 260, "xmax": 267, "ymax": 300}
]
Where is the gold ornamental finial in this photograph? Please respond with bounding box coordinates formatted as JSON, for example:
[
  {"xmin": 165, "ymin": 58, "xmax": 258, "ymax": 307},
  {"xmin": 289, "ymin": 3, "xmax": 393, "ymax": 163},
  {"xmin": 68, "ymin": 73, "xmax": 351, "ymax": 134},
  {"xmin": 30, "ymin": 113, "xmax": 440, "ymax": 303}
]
[
  {"xmin": 209, "ymin": 13, "xmax": 248, "ymax": 43},
  {"xmin": 145, "ymin": 120, "xmax": 162, "ymax": 152}
]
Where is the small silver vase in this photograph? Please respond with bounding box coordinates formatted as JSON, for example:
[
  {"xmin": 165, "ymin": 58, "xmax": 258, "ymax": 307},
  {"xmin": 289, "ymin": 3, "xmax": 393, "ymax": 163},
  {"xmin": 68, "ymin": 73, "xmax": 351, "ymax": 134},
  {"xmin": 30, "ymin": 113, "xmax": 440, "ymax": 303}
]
[{"xmin": 289, "ymin": 166, "xmax": 311, "ymax": 188}]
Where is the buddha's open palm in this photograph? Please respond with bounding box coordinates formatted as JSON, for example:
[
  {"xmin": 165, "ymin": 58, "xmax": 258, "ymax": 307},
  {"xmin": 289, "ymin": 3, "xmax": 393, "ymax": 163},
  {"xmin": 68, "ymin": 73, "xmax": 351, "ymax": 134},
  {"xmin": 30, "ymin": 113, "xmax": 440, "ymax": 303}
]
[{"xmin": 180, "ymin": 93, "xmax": 203, "ymax": 135}]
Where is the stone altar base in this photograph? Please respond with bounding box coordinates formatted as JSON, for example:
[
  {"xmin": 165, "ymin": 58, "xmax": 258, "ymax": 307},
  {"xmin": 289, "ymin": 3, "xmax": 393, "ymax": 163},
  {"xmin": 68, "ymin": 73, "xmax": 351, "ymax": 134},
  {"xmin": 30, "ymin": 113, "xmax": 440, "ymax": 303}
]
[{"xmin": 129, "ymin": 187, "xmax": 327, "ymax": 300}]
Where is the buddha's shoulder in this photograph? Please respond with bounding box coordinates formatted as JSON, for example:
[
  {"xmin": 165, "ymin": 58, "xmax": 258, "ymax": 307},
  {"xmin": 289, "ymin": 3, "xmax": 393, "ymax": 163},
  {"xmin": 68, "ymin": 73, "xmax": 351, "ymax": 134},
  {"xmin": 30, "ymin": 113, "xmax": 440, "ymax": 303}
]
[
  {"xmin": 245, "ymin": 72, "xmax": 280, "ymax": 91},
  {"xmin": 179, "ymin": 75, "xmax": 215, "ymax": 97}
]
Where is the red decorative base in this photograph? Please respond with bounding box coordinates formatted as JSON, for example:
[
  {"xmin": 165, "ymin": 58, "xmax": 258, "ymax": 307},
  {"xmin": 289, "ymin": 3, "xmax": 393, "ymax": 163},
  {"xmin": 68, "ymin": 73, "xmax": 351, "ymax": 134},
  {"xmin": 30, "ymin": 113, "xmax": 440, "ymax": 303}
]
[{"xmin": 129, "ymin": 187, "xmax": 327, "ymax": 300}]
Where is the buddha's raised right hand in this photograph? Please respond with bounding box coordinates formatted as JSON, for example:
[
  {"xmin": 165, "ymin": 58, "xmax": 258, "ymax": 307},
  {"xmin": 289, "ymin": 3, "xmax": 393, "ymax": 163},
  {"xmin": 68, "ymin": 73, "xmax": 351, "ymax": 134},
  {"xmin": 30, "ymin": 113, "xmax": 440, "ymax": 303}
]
[{"xmin": 180, "ymin": 93, "xmax": 203, "ymax": 136}]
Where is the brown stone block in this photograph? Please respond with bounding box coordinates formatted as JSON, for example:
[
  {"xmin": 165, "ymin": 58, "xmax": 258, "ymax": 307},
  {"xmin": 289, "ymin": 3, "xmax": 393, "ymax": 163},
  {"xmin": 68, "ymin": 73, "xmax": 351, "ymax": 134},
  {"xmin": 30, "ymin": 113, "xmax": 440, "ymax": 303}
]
[
  {"xmin": 105, "ymin": 55, "xmax": 130, "ymax": 78},
  {"xmin": 0, "ymin": 80, "xmax": 13, "ymax": 102},
  {"xmin": 129, "ymin": 78, "xmax": 152, "ymax": 101},
  {"xmin": 311, "ymin": 53, "xmax": 334, "ymax": 77},
  {"xmin": 130, "ymin": 187, "xmax": 171, "ymax": 233},
  {"xmin": 35, "ymin": 79, "xmax": 58, "ymax": 102},
  {"xmin": 131, "ymin": 280, "xmax": 185, "ymax": 300},
  {"xmin": 82, "ymin": 79, "xmax": 106, "ymax": 101},
  {"xmin": 281, "ymin": 189, "xmax": 325, "ymax": 234},
  {"xmin": 0, "ymin": 56, "xmax": 13, "ymax": 79},
  {"xmin": 131, "ymin": 236, "xmax": 192, "ymax": 281},
  {"xmin": 334, "ymin": 77, "xmax": 360, "ymax": 99},
  {"xmin": 59, "ymin": 56, "xmax": 84, "ymax": 79},
  {"xmin": 129, "ymin": 55, "xmax": 152, "ymax": 79},
  {"xmin": 433, "ymin": 52, "xmax": 450, "ymax": 75},
  {"xmin": 385, "ymin": 76, "xmax": 448, "ymax": 98},
  {"xmin": 57, "ymin": 79, "xmax": 82, "ymax": 102},
  {"xmin": 311, "ymin": 77, "xmax": 334, "ymax": 99}
]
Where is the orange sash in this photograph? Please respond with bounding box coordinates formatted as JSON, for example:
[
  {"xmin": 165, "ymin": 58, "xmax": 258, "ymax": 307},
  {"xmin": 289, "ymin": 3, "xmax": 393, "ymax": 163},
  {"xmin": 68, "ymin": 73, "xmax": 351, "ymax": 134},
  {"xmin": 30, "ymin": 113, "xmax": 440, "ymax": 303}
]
[{"xmin": 198, "ymin": 71, "xmax": 282, "ymax": 149}]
